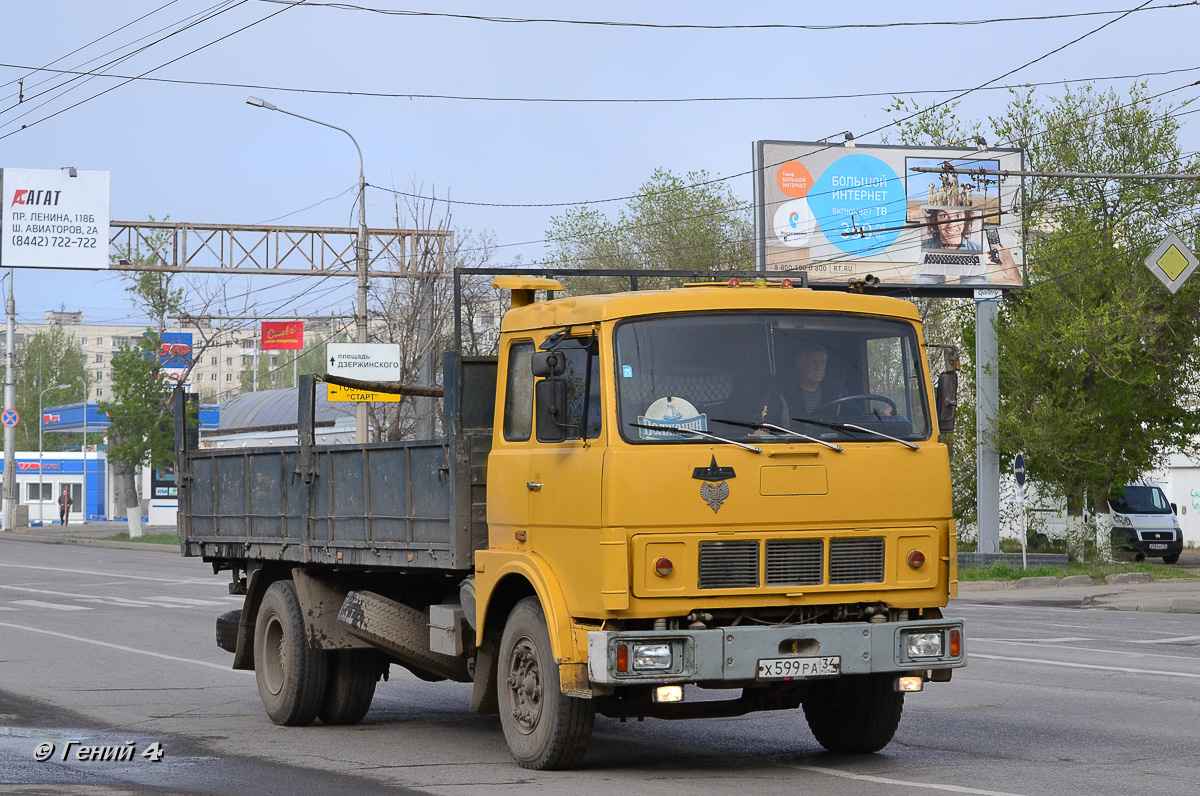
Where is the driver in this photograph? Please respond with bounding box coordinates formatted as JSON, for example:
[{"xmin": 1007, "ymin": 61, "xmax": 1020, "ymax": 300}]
[{"xmin": 793, "ymin": 342, "xmax": 829, "ymax": 415}]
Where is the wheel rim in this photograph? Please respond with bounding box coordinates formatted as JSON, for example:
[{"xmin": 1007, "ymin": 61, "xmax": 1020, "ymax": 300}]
[
  {"xmin": 261, "ymin": 611, "xmax": 285, "ymax": 696},
  {"xmin": 505, "ymin": 635, "xmax": 543, "ymax": 734}
]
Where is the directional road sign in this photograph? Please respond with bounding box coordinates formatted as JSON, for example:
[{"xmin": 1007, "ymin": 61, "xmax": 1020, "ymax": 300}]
[
  {"xmin": 1, "ymin": 409, "xmax": 19, "ymax": 428},
  {"xmin": 327, "ymin": 383, "xmax": 402, "ymax": 403},
  {"xmin": 326, "ymin": 343, "xmax": 401, "ymax": 382},
  {"xmin": 1014, "ymin": 452, "xmax": 1026, "ymax": 487}
]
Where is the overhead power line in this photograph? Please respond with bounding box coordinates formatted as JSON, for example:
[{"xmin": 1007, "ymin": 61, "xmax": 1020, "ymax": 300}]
[
  {"xmin": 255, "ymin": 1, "xmax": 1198, "ymax": 31},
  {"xmin": 3, "ymin": 61, "xmax": 1196, "ymax": 106}
]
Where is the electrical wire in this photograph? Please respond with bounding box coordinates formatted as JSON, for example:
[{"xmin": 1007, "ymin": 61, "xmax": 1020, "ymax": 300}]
[
  {"xmin": 255, "ymin": 1, "xmax": 1198, "ymax": 32},
  {"xmin": 2, "ymin": 61, "xmax": 1197, "ymax": 106},
  {"xmin": 0, "ymin": 0, "xmax": 305, "ymax": 141}
]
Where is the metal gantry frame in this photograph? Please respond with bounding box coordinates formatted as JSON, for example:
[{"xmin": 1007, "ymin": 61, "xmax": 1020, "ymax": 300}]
[{"xmin": 108, "ymin": 220, "xmax": 452, "ymax": 278}]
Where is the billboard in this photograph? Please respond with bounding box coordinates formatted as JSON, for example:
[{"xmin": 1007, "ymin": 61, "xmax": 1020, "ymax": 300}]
[
  {"xmin": 159, "ymin": 332, "xmax": 193, "ymax": 381},
  {"xmin": 753, "ymin": 141, "xmax": 1024, "ymax": 288},
  {"xmin": 262, "ymin": 320, "xmax": 304, "ymax": 350},
  {"xmin": 0, "ymin": 168, "xmax": 110, "ymax": 269}
]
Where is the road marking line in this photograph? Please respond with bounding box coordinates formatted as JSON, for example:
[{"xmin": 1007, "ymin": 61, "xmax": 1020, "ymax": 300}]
[
  {"xmin": 0, "ymin": 562, "xmax": 211, "ymax": 584},
  {"xmin": 971, "ymin": 652, "xmax": 1200, "ymax": 679},
  {"xmin": 784, "ymin": 763, "xmax": 1031, "ymax": 796},
  {"xmin": 974, "ymin": 636, "xmax": 1091, "ymax": 643},
  {"xmin": 9, "ymin": 600, "xmax": 91, "ymax": 611},
  {"xmin": 1140, "ymin": 635, "xmax": 1200, "ymax": 644},
  {"xmin": 971, "ymin": 638, "xmax": 1196, "ymax": 662},
  {"xmin": 145, "ymin": 596, "xmax": 227, "ymax": 606},
  {"xmin": 0, "ymin": 621, "xmax": 250, "ymax": 673},
  {"xmin": 0, "ymin": 585, "xmax": 158, "ymax": 607}
]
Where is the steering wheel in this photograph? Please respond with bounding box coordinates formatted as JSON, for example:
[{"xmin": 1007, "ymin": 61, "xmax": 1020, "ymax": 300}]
[{"xmin": 813, "ymin": 393, "xmax": 898, "ymax": 415}]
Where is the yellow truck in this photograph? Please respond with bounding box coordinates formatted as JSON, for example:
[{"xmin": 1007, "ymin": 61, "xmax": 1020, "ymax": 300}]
[{"xmin": 177, "ymin": 270, "xmax": 965, "ymax": 770}]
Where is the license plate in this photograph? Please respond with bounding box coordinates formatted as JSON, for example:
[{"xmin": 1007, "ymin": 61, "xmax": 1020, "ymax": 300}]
[
  {"xmin": 1148, "ymin": 543, "xmax": 1167, "ymax": 550},
  {"xmin": 756, "ymin": 655, "xmax": 840, "ymax": 680}
]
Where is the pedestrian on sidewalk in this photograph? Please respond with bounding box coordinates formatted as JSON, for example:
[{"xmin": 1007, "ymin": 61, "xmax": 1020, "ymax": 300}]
[{"xmin": 58, "ymin": 486, "xmax": 72, "ymax": 526}]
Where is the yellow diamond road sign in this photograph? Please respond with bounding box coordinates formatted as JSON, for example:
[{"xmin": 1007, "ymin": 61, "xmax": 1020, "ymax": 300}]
[{"xmin": 1145, "ymin": 232, "xmax": 1199, "ymax": 294}]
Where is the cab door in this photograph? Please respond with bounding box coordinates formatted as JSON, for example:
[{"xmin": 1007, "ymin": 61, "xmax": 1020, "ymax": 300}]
[{"xmin": 526, "ymin": 338, "xmax": 606, "ymax": 615}]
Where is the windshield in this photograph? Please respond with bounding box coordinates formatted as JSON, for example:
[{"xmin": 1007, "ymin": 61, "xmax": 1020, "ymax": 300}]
[
  {"xmin": 1110, "ymin": 486, "xmax": 1173, "ymax": 515},
  {"xmin": 615, "ymin": 312, "xmax": 931, "ymax": 444}
]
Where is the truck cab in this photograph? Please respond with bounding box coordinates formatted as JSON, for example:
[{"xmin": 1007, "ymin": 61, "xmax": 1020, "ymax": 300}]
[{"xmin": 473, "ymin": 276, "xmax": 965, "ymax": 767}]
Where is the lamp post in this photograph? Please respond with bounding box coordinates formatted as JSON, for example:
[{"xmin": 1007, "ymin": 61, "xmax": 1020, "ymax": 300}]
[
  {"xmin": 246, "ymin": 96, "xmax": 371, "ymax": 443},
  {"xmin": 38, "ymin": 383, "xmax": 69, "ymax": 524}
]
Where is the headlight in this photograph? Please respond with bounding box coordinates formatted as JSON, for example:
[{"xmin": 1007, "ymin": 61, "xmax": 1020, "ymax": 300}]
[
  {"xmin": 1111, "ymin": 514, "xmax": 1132, "ymax": 527},
  {"xmin": 906, "ymin": 631, "xmax": 943, "ymax": 658},
  {"xmin": 632, "ymin": 643, "xmax": 672, "ymax": 671}
]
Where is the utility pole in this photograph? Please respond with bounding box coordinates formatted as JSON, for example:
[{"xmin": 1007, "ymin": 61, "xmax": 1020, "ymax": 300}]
[{"xmin": 2, "ymin": 270, "xmax": 15, "ymax": 531}]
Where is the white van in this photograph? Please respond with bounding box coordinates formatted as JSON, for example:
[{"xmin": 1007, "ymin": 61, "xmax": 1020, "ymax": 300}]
[{"xmin": 1109, "ymin": 483, "xmax": 1184, "ymax": 564}]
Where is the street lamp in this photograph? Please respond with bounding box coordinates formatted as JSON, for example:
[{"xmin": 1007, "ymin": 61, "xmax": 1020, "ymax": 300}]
[
  {"xmin": 246, "ymin": 96, "xmax": 371, "ymax": 443},
  {"xmin": 38, "ymin": 383, "xmax": 70, "ymax": 525}
]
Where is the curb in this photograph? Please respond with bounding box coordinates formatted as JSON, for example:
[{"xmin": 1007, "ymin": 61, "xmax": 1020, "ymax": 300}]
[{"xmin": 0, "ymin": 532, "xmax": 178, "ymax": 554}]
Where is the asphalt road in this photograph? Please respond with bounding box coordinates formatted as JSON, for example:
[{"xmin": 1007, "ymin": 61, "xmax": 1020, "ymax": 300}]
[{"xmin": 2, "ymin": 537, "xmax": 1199, "ymax": 795}]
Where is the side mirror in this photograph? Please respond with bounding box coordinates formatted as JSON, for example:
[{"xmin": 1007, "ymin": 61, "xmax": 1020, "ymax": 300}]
[
  {"xmin": 531, "ymin": 351, "xmax": 566, "ymax": 378},
  {"xmin": 1172, "ymin": 502, "xmax": 1178, "ymax": 515},
  {"xmin": 535, "ymin": 379, "xmax": 568, "ymax": 442},
  {"xmin": 935, "ymin": 370, "xmax": 958, "ymax": 434}
]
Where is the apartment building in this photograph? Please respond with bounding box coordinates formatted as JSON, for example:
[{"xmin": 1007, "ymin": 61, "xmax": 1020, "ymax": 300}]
[{"xmin": 17, "ymin": 311, "xmax": 343, "ymax": 403}]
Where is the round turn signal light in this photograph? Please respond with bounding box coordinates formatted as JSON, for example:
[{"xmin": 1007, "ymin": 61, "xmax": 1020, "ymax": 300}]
[
  {"xmin": 654, "ymin": 557, "xmax": 674, "ymax": 577},
  {"xmin": 907, "ymin": 550, "xmax": 926, "ymax": 569}
]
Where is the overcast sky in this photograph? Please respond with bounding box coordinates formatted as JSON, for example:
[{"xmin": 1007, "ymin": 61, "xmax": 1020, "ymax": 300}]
[{"xmin": 3, "ymin": 0, "xmax": 1198, "ymax": 328}]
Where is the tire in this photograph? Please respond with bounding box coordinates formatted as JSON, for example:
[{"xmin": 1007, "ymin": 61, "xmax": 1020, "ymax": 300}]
[
  {"xmin": 319, "ymin": 650, "xmax": 380, "ymax": 725},
  {"xmin": 802, "ymin": 674, "xmax": 904, "ymax": 754},
  {"xmin": 254, "ymin": 580, "xmax": 328, "ymax": 726},
  {"xmin": 216, "ymin": 609, "xmax": 241, "ymax": 653},
  {"xmin": 1163, "ymin": 553, "xmax": 1181, "ymax": 564},
  {"xmin": 497, "ymin": 597, "xmax": 594, "ymax": 770}
]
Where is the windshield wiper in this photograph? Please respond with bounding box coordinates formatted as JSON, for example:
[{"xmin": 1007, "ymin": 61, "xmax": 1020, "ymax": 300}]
[
  {"xmin": 629, "ymin": 423, "xmax": 762, "ymax": 453},
  {"xmin": 791, "ymin": 417, "xmax": 919, "ymax": 451},
  {"xmin": 712, "ymin": 418, "xmax": 843, "ymax": 452}
]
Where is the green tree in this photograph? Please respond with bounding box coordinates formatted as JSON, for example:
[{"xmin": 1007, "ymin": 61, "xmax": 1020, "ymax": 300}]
[
  {"xmin": 99, "ymin": 335, "xmax": 174, "ymax": 537},
  {"xmin": 12, "ymin": 327, "xmax": 88, "ymax": 450},
  {"xmin": 990, "ymin": 85, "xmax": 1200, "ymax": 551},
  {"xmin": 890, "ymin": 84, "xmax": 1200, "ymax": 554},
  {"xmin": 105, "ymin": 228, "xmax": 189, "ymax": 537},
  {"xmin": 544, "ymin": 168, "xmax": 754, "ymax": 293}
]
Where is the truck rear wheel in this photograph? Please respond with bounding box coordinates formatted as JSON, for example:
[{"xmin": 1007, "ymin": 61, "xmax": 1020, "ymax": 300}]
[
  {"xmin": 802, "ymin": 673, "xmax": 904, "ymax": 753},
  {"xmin": 319, "ymin": 650, "xmax": 380, "ymax": 725},
  {"xmin": 498, "ymin": 597, "xmax": 594, "ymax": 770},
  {"xmin": 254, "ymin": 580, "xmax": 328, "ymax": 726}
]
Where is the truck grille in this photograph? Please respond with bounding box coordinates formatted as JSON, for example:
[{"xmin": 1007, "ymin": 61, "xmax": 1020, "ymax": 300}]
[
  {"xmin": 829, "ymin": 538, "xmax": 885, "ymax": 584},
  {"xmin": 765, "ymin": 539, "xmax": 823, "ymax": 586},
  {"xmin": 698, "ymin": 541, "xmax": 759, "ymax": 589},
  {"xmin": 696, "ymin": 536, "xmax": 887, "ymax": 589}
]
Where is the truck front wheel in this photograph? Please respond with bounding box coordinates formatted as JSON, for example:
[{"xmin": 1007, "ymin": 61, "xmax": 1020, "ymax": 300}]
[
  {"xmin": 497, "ymin": 597, "xmax": 594, "ymax": 770},
  {"xmin": 802, "ymin": 673, "xmax": 904, "ymax": 753},
  {"xmin": 254, "ymin": 580, "xmax": 328, "ymax": 726}
]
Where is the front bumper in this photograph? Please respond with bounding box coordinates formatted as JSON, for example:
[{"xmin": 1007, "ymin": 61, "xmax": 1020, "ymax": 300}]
[
  {"xmin": 1111, "ymin": 528, "xmax": 1183, "ymax": 558},
  {"xmin": 587, "ymin": 618, "xmax": 965, "ymax": 686}
]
